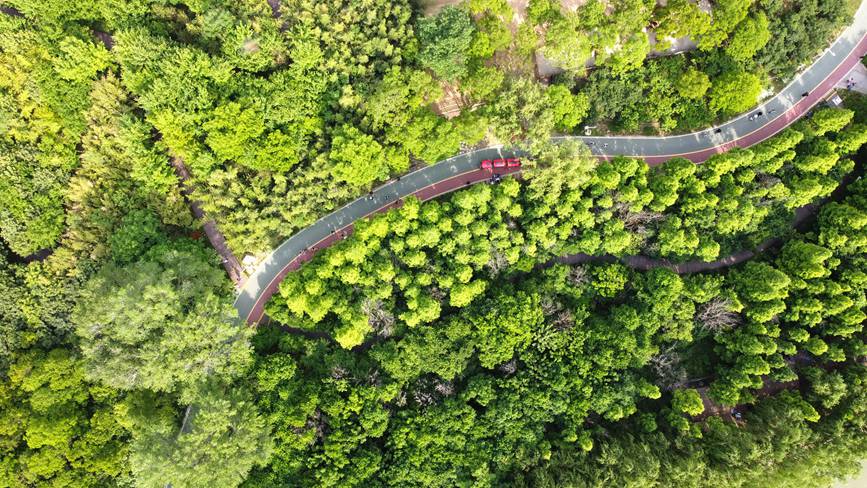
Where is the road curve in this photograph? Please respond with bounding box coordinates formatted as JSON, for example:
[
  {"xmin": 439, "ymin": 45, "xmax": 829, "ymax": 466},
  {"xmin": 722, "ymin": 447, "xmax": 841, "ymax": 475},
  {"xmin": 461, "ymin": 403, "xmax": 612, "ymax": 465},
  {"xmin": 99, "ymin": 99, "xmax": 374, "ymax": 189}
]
[{"xmin": 234, "ymin": 3, "xmax": 867, "ymax": 324}]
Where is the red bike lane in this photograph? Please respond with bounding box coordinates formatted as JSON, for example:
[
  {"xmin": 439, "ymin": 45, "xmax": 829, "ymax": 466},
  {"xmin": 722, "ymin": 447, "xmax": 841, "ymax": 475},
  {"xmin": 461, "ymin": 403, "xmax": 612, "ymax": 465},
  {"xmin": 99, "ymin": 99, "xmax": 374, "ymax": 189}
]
[
  {"xmin": 247, "ymin": 166, "xmax": 521, "ymax": 324},
  {"xmin": 244, "ymin": 33, "xmax": 867, "ymax": 325},
  {"xmin": 644, "ymin": 34, "xmax": 867, "ymax": 166}
]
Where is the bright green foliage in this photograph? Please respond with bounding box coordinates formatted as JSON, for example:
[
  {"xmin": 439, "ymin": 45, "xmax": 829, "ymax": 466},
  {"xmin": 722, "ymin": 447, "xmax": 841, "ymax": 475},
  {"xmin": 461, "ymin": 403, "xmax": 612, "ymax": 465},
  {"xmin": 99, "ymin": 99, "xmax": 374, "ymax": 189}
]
[
  {"xmin": 488, "ymin": 79, "xmax": 588, "ymax": 146},
  {"xmin": 545, "ymin": 85, "xmax": 590, "ymax": 131},
  {"xmin": 364, "ymin": 66, "xmax": 485, "ymax": 166},
  {"xmin": 1, "ymin": 3, "xmax": 866, "ymax": 488},
  {"xmin": 416, "ymin": 6, "xmax": 476, "ymax": 81},
  {"xmin": 203, "ymin": 102, "xmax": 300, "ymax": 172},
  {"xmin": 591, "ymin": 264, "xmax": 629, "ymax": 298},
  {"xmin": 672, "ymin": 388, "xmax": 705, "ymax": 416},
  {"xmin": 280, "ymin": 0, "xmax": 412, "ymax": 80},
  {"xmin": 0, "ymin": 24, "xmax": 91, "ymax": 256},
  {"xmin": 514, "ymin": 22, "xmax": 540, "ymax": 58},
  {"xmin": 488, "ymin": 77, "xmax": 560, "ymax": 144},
  {"xmin": 574, "ymin": 0, "xmax": 847, "ymax": 132},
  {"xmin": 469, "ymin": 0, "xmax": 513, "ymax": 17},
  {"xmin": 73, "ymin": 246, "xmax": 253, "ymax": 394},
  {"xmin": 329, "ymin": 125, "xmax": 390, "ymax": 188},
  {"xmin": 461, "ymin": 64, "xmax": 505, "ymax": 103},
  {"xmin": 698, "ymin": 0, "xmax": 753, "ymax": 50},
  {"xmin": 676, "ymin": 68, "xmax": 712, "ymax": 99},
  {"xmin": 364, "ymin": 67, "xmax": 442, "ymax": 131},
  {"xmin": 527, "ymin": 0, "xmax": 556, "ymax": 24},
  {"xmin": 195, "ymin": 165, "xmax": 357, "ymax": 256},
  {"xmin": 817, "ymin": 202, "xmax": 867, "ymax": 255},
  {"xmin": 654, "ymin": 0, "xmax": 712, "ymax": 47},
  {"xmin": 605, "ymin": 33, "xmax": 652, "ymax": 76},
  {"xmin": 0, "ymin": 349, "xmax": 130, "ymax": 486},
  {"xmin": 470, "ymin": 14, "xmax": 513, "ymax": 58},
  {"xmin": 542, "ymin": 0, "xmax": 654, "ymax": 76},
  {"xmin": 114, "ymin": 27, "xmax": 324, "ymax": 175},
  {"xmin": 709, "ymin": 71, "xmax": 762, "ymax": 114},
  {"xmin": 809, "ymin": 107, "xmax": 855, "ymax": 137},
  {"xmin": 52, "ymin": 36, "xmax": 111, "ymax": 83},
  {"xmin": 541, "ymin": 13, "xmax": 594, "ymax": 73},
  {"xmin": 462, "ymin": 291, "xmax": 542, "ymax": 368},
  {"xmin": 725, "ymin": 13, "xmax": 771, "ymax": 62}
]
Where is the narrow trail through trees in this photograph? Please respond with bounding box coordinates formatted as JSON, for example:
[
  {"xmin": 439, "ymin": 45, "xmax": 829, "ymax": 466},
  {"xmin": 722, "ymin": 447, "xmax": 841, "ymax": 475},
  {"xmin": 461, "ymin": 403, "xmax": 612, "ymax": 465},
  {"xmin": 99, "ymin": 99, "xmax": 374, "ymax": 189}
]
[
  {"xmin": 555, "ymin": 206, "xmax": 816, "ymax": 273},
  {"xmin": 169, "ymin": 157, "xmax": 244, "ymax": 284},
  {"xmin": 557, "ymin": 161, "xmax": 863, "ymax": 274}
]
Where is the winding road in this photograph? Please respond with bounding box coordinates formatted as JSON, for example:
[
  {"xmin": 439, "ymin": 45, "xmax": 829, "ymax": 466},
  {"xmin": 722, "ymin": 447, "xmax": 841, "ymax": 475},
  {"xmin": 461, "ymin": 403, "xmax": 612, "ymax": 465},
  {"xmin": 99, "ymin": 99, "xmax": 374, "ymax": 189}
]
[{"xmin": 234, "ymin": 1, "xmax": 867, "ymax": 325}]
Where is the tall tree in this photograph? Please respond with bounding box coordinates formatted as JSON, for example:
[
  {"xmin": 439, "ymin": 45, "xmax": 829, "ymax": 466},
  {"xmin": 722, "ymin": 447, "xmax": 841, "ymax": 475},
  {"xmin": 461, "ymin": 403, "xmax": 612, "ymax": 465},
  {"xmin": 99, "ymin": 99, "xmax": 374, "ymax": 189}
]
[
  {"xmin": 73, "ymin": 244, "xmax": 253, "ymax": 394},
  {"xmin": 416, "ymin": 6, "xmax": 477, "ymax": 81},
  {"xmin": 127, "ymin": 381, "xmax": 272, "ymax": 488}
]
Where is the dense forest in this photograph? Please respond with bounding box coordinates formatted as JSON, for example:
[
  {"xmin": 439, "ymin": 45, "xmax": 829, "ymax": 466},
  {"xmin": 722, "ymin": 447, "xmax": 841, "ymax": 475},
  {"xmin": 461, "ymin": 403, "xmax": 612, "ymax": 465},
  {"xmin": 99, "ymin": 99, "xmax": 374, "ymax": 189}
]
[{"xmin": 0, "ymin": 0, "xmax": 865, "ymax": 486}]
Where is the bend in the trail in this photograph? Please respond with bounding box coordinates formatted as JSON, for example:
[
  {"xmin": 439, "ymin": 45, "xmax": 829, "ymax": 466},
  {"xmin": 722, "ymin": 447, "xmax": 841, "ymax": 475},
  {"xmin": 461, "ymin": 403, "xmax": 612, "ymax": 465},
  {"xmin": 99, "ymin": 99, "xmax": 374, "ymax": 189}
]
[{"xmin": 234, "ymin": 1, "xmax": 867, "ymax": 324}]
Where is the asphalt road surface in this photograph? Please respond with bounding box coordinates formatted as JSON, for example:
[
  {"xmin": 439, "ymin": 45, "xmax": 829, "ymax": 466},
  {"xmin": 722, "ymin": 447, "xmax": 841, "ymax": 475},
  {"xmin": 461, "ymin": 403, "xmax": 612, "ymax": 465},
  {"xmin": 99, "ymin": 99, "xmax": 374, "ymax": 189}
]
[{"xmin": 234, "ymin": 2, "xmax": 867, "ymax": 324}]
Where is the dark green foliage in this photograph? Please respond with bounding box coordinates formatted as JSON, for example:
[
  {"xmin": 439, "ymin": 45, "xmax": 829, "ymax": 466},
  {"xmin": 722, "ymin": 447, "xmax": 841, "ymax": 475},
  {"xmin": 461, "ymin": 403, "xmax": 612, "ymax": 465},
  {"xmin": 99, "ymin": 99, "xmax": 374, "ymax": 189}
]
[
  {"xmin": 253, "ymin": 263, "xmax": 711, "ymax": 485},
  {"xmin": 251, "ymin": 111, "xmax": 867, "ymax": 484},
  {"xmin": 520, "ymin": 386, "xmax": 866, "ymax": 487},
  {"xmin": 756, "ymin": 0, "xmax": 850, "ymax": 78},
  {"xmin": 109, "ymin": 209, "xmax": 164, "ymax": 264},
  {"xmin": 416, "ymin": 6, "xmax": 476, "ymax": 81}
]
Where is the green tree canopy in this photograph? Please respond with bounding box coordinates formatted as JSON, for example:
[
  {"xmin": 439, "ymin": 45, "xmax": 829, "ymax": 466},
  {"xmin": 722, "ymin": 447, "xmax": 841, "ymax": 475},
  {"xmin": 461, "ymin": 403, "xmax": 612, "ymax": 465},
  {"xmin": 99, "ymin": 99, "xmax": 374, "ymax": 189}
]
[
  {"xmin": 416, "ymin": 6, "xmax": 477, "ymax": 81},
  {"xmin": 73, "ymin": 245, "xmax": 253, "ymax": 394},
  {"xmin": 709, "ymin": 71, "xmax": 762, "ymax": 114}
]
